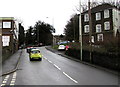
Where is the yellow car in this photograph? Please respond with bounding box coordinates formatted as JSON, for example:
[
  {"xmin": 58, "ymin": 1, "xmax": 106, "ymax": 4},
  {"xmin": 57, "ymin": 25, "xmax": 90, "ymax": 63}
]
[{"xmin": 29, "ymin": 49, "xmax": 42, "ymax": 61}]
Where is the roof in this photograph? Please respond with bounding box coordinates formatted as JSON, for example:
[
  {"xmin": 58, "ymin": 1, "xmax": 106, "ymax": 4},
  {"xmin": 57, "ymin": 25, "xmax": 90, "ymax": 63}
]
[
  {"xmin": 82, "ymin": 3, "xmax": 119, "ymax": 14},
  {"xmin": 0, "ymin": 17, "xmax": 14, "ymax": 20}
]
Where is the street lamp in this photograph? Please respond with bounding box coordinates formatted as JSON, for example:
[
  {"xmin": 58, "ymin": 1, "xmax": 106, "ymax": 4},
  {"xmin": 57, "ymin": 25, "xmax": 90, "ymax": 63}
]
[
  {"xmin": 46, "ymin": 17, "xmax": 55, "ymax": 46},
  {"xmin": 79, "ymin": 0, "xmax": 82, "ymax": 61}
]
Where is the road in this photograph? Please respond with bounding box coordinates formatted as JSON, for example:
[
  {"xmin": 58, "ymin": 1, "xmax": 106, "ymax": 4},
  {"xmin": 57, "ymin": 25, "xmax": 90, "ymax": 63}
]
[{"xmin": 1, "ymin": 47, "xmax": 119, "ymax": 86}]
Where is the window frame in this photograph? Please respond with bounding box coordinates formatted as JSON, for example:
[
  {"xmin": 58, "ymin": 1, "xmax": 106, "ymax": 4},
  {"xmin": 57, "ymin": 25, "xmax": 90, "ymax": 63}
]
[
  {"xmin": 84, "ymin": 14, "xmax": 89, "ymax": 22},
  {"xmin": 96, "ymin": 24, "xmax": 102, "ymax": 33},
  {"xmin": 104, "ymin": 21, "xmax": 110, "ymax": 30},
  {"xmin": 2, "ymin": 36, "xmax": 10, "ymax": 46},
  {"xmin": 3, "ymin": 21, "xmax": 11, "ymax": 29},
  {"xmin": 91, "ymin": 36, "xmax": 94, "ymax": 43},
  {"xmin": 96, "ymin": 12, "xmax": 101, "ymax": 20},
  {"xmin": 84, "ymin": 25, "xmax": 89, "ymax": 33},
  {"xmin": 97, "ymin": 34, "xmax": 103, "ymax": 41},
  {"xmin": 104, "ymin": 9, "xmax": 109, "ymax": 18}
]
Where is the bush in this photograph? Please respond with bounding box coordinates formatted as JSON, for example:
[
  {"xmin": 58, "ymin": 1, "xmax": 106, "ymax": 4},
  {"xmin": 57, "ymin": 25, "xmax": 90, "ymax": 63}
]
[
  {"xmin": 65, "ymin": 41, "xmax": 119, "ymax": 71},
  {"xmin": 52, "ymin": 45, "xmax": 59, "ymax": 49},
  {"xmin": 92, "ymin": 51, "xmax": 119, "ymax": 70},
  {"xmin": 102, "ymin": 37, "xmax": 119, "ymax": 53},
  {"xmin": 65, "ymin": 34, "xmax": 120, "ymax": 70}
]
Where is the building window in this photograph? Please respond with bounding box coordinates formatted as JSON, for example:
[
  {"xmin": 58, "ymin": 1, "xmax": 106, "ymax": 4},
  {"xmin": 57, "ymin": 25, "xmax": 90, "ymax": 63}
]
[
  {"xmin": 84, "ymin": 25, "xmax": 89, "ymax": 33},
  {"xmin": 3, "ymin": 22, "xmax": 11, "ymax": 28},
  {"xmin": 84, "ymin": 14, "xmax": 89, "ymax": 22},
  {"xmin": 2, "ymin": 36, "xmax": 10, "ymax": 46},
  {"xmin": 91, "ymin": 36, "xmax": 94, "ymax": 43},
  {"xmin": 96, "ymin": 12, "xmax": 101, "ymax": 20},
  {"xmin": 97, "ymin": 34, "xmax": 103, "ymax": 41},
  {"xmin": 104, "ymin": 21, "xmax": 110, "ymax": 30},
  {"xmin": 104, "ymin": 10, "xmax": 109, "ymax": 18},
  {"xmin": 96, "ymin": 24, "xmax": 102, "ymax": 33}
]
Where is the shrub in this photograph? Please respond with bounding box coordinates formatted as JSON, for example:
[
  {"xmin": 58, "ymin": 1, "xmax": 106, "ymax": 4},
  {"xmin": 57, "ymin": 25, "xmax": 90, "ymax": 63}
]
[
  {"xmin": 102, "ymin": 37, "xmax": 119, "ymax": 53},
  {"xmin": 65, "ymin": 41, "xmax": 119, "ymax": 71}
]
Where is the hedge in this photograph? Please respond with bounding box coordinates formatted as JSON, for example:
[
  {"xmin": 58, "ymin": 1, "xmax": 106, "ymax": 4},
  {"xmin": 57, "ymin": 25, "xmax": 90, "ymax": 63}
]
[{"xmin": 65, "ymin": 48, "xmax": 119, "ymax": 71}]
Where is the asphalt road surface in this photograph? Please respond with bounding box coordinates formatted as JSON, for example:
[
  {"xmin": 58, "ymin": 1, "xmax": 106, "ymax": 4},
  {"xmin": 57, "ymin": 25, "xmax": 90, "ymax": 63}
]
[{"xmin": 1, "ymin": 47, "xmax": 119, "ymax": 85}]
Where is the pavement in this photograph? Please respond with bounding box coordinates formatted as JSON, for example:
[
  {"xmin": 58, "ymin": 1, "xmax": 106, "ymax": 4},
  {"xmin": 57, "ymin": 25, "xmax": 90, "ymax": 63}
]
[
  {"xmin": 45, "ymin": 46, "xmax": 119, "ymax": 75},
  {"xmin": 1, "ymin": 49, "xmax": 22, "ymax": 76}
]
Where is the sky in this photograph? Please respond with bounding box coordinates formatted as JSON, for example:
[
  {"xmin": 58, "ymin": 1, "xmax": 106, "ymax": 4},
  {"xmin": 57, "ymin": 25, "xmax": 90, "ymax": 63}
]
[
  {"xmin": 0, "ymin": 0, "xmax": 83, "ymax": 35},
  {"xmin": 0, "ymin": 0, "xmax": 116, "ymax": 35}
]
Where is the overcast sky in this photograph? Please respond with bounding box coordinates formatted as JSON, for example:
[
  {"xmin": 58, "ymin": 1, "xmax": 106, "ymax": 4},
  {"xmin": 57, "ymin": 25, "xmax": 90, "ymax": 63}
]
[{"xmin": 0, "ymin": 0, "xmax": 116, "ymax": 35}]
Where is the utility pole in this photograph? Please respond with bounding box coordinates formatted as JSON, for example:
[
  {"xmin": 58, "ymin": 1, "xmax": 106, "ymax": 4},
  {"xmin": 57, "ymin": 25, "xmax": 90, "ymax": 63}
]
[
  {"xmin": 79, "ymin": 0, "xmax": 82, "ymax": 61},
  {"xmin": 73, "ymin": 17, "xmax": 76, "ymax": 41},
  {"xmin": 52, "ymin": 17, "xmax": 55, "ymax": 47},
  {"xmin": 88, "ymin": 0, "xmax": 92, "ymax": 63},
  {"xmin": 103, "ymin": 0, "xmax": 105, "ymax": 3},
  {"xmin": 0, "ymin": 22, "xmax": 2, "ymax": 64}
]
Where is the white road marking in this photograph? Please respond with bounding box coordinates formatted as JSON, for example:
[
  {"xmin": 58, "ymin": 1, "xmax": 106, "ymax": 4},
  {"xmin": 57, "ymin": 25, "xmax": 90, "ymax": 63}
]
[
  {"xmin": 45, "ymin": 57, "xmax": 78, "ymax": 84},
  {"xmin": 5, "ymin": 75, "xmax": 10, "ymax": 79},
  {"xmin": 10, "ymin": 72, "xmax": 17, "ymax": 86},
  {"xmin": 12, "ymin": 72, "xmax": 17, "ymax": 78},
  {"xmin": 44, "ymin": 57, "xmax": 47, "ymax": 60},
  {"xmin": 48, "ymin": 60, "xmax": 52, "ymax": 63},
  {"xmin": 10, "ymin": 83, "xmax": 15, "ymax": 86},
  {"xmin": 1, "ymin": 75, "xmax": 10, "ymax": 86},
  {"xmin": 63, "ymin": 72, "xmax": 78, "ymax": 84},
  {"xmin": 1, "ymin": 84, "xmax": 5, "ymax": 86},
  {"xmin": 3, "ymin": 78, "xmax": 8, "ymax": 81},
  {"xmin": 11, "ymin": 81, "xmax": 15, "ymax": 83},
  {"xmin": 12, "ymin": 76, "xmax": 16, "ymax": 79},
  {"xmin": 11, "ymin": 79, "xmax": 16, "ymax": 81},
  {"xmin": 13, "ymin": 72, "xmax": 17, "ymax": 76},
  {"xmin": 53, "ymin": 64, "xmax": 61, "ymax": 70},
  {"xmin": 2, "ymin": 81, "xmax": 7, "ymax": 84}
]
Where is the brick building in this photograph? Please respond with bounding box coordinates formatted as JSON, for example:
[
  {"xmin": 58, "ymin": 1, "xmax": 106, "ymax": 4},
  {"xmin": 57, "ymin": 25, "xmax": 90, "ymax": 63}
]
[
  {"xmin": 0, "ymin": 17, "xmax": 19, "ymax": 56},
  {"xmin": 81, "ymin": 3, "xmax": 120, "ymax": 45}
]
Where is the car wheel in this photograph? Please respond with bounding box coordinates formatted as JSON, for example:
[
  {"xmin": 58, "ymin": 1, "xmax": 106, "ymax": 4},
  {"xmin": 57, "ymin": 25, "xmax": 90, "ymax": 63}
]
[
  {"xmin": 30, "ymin": 58, "xmax": 32, "ymax": 61},
  {"xmin": 39, "ymin": 58, "xmax": 42, "ymax": 61}
]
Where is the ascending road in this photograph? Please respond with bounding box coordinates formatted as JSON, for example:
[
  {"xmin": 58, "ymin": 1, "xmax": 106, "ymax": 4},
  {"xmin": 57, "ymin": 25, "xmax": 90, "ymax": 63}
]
[{"xmin": 2, "ymin": 47, "xmax": 119, "ymax": 85}]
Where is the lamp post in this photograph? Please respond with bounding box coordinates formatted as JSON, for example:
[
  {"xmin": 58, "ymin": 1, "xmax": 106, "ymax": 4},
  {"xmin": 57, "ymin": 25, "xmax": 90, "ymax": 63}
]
[
  {"xmin": 79, "ymin": 0, "xmax": 82, "ymax": 61},
  {"xmin": 51, "ymin": 18, "xmax": 55, "ymax": 46},
  {"xmin": 88, "ymin": 0, "xmax": 92, "ymax": 63},
  {"xmin": 0, "ymin": 21, "xmax": 2, "ymax": 64},
  {"xmin": 46, "ymin": 17, "xmax": 55, "ymax": 46}
]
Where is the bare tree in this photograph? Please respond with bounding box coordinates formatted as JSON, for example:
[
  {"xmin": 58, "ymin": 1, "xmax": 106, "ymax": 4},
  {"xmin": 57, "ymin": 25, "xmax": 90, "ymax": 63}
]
[
  {"xmin": 100, "ymin": 0, "xmax": 120, "ymax": 8},
  {"xmin": 74, "ymin": 0, "xmax": 120, "ymax": 13},
  {"xmin": 91, "ymin": 1, "xmax": 99, "ymax": 8}
]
